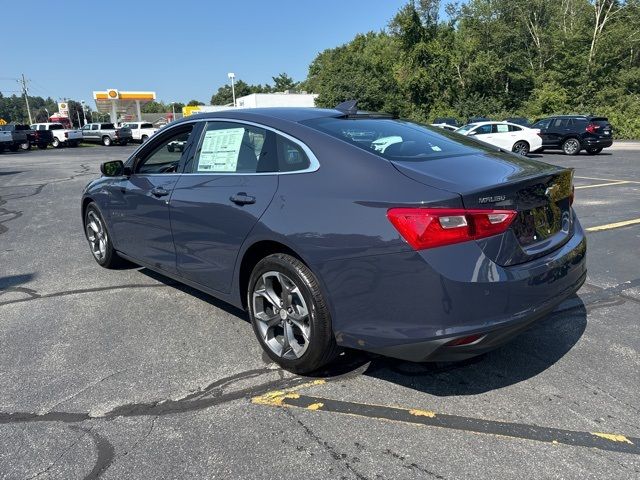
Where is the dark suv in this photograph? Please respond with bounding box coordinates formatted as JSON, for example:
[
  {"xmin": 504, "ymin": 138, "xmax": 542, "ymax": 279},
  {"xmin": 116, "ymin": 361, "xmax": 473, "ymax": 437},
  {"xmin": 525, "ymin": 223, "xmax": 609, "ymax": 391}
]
[{"xmin": 532, "ymin": 115, "xmax": 613, "ymax": 155}]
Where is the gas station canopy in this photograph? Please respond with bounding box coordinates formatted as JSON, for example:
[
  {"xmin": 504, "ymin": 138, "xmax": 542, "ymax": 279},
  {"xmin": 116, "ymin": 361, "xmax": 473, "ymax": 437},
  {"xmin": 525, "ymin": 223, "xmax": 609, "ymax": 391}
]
[{"xmin": 93, "ymin": 89, "xmax": 156, "ymax": 123}]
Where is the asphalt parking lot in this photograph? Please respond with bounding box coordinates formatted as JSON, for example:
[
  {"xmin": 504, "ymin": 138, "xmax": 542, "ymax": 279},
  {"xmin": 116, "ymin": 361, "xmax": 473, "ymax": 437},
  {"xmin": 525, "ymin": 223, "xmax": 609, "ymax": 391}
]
[{"xmin": 0, "ymin": 144, "xmax": 638, "ymax": 479}]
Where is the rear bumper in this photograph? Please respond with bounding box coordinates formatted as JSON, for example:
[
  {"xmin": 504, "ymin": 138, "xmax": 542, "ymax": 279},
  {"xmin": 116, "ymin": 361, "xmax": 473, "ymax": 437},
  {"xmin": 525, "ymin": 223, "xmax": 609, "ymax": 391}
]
[
  {"xmin": 320, "ymin": 216, "xmax": 587, "ymax": 362},
  {"xmin": 582, "ymin": 137, "xmax": 613, "ymax": 149}
]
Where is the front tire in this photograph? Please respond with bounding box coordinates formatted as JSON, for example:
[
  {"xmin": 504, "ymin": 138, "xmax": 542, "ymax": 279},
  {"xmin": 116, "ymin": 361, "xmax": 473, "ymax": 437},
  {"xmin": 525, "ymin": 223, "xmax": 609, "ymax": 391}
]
[
  {"xmin": 512, "ymin": 140, "xmax": 529, "ymax": 156},
  {"xmin": 84, "ymin": 203, "xmax": 122, "ymax": 268},
  {"xmin": 562, "ymin": 138, "xmax": 581, "ymax": 155},
  {"xmin": 248, "ymin": 253, "xmax": 339, "ymax": 374},
  {"xmin": 102, "ymin": 136, "xmax": 112, "ymax": 146},
  {"xmin": 20, "ymin": 142, "xmax": 31, "ymax": 151},
  {"xmin": 52, "ymin": 137, "xmax": 61, "ymax": 148}
]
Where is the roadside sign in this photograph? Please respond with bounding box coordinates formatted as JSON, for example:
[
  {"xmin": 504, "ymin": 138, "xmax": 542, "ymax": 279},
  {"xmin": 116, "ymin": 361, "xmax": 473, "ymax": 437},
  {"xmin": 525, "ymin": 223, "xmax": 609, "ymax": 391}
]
[{"xmin": 0, "ymin": 118, "xmax": 6, "ymax": 125}]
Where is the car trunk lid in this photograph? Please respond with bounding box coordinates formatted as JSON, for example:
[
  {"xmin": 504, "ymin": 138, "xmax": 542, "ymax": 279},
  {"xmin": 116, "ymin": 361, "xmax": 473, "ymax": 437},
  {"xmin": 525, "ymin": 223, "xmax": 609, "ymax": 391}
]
[{"xmin": 390, "ymin": 151, "xmax": 574, "ymax": 266}]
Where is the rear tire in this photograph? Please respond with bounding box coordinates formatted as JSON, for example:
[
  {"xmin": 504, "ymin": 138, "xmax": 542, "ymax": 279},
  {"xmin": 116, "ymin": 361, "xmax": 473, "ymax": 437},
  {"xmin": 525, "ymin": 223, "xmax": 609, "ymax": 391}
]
[
  {"xmin": 586, "ymin": 147, "xmax": 603, "ymax": 155},
  {"xmin": 20, "ymin": 142, "xmax": 31, "ymax": 151},
  {"xmin": 102, "ymin": 136, "xmax": 112, "ymax": 146},
  {"xmin": 52, "ymin": 138, "xmax": 61, "ymax": 148},
  {"xmin": 562, "ymin": 138, "xmax": 581, "ymax": 155},
  {"xmin": 248, "ymin": 253, "xmax": 339, "ymax": 374},
  {"xmin": 512, "ymin": 140, "xmax": 529, "ymax": 156},
  {"xmin": 141, "ymin": 135, "xmax": 149, "ymax": 143},
  {"xmin": 84, "ymin": 202, "xmax": 123, "ymax": 268}
]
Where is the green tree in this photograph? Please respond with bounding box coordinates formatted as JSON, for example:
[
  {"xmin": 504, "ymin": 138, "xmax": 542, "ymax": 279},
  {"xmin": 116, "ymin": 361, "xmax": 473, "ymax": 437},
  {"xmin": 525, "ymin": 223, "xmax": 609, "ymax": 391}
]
[
  {"xmin": 272, "ymin": 73, "xmax": 297, "ymax": 91},
  {"xmin": 187, "ymin": 99, "xmax": 205, "ymax": 106}
]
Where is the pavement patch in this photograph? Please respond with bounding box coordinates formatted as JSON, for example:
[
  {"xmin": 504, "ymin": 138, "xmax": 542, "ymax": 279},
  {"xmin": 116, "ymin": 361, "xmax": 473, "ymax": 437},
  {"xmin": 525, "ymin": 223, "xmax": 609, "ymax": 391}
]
[{"xmin": 253, "ymin": 392, "xmax": 640, "ymax": 455}]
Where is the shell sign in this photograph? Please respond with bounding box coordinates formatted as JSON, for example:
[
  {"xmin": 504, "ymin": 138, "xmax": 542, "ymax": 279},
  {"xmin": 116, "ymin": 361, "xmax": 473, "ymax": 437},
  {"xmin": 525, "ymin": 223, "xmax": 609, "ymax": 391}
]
[{"xmin": 107, "ymin": 89, "xmax": 119, "ymax": 99}]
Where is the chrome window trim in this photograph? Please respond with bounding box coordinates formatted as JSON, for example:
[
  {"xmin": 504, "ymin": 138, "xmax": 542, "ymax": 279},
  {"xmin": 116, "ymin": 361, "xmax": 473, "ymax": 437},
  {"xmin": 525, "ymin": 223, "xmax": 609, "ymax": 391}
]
[
  {"xmin": 125, "ymin": 119, "xmax": 202, "ymax": 168},
  {"xmin": 183, "ymin": 118, "xmax": 320, "ymax": 176}
]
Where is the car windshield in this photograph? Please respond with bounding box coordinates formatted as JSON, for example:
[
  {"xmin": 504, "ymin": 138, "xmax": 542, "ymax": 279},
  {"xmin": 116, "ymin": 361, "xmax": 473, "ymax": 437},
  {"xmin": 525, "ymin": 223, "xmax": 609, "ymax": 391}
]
[
  {"xmin": 455, "ymin": 124, "xmax": 477, "ymax": 134},
  {"xmin": 302, "ymin": 117, "xmax": 489, "ymax": 162}
]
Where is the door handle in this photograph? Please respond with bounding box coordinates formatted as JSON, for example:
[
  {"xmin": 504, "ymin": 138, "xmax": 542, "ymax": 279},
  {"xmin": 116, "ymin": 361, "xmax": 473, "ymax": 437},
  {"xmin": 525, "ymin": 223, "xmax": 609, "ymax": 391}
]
[
  {"xmin": 230, "ymin": 192, "xmax": 256, "ymax": 205},
  {"xmin": 151, "ymin": 187, "xmax": 170, "ymax": 197}
]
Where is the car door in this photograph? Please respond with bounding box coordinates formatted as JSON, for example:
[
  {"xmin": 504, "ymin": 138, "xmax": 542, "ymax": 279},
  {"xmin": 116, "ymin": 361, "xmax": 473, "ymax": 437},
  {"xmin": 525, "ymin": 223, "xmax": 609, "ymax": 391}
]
[
  {"xmin": 470, "ymin": 124, "xmax": 494, "ymax": 145},
  {"xmin": 170, "ymin": 120, "xmax": 280, "ymax": 293},
  {"xmin": 81, "ymin": 124, "xmax": 92, "ymax": 141},
  {"xmin": 488, "ymin": 123, "xmax": 513, "ymax": 149},
  {"xmin": 105, "ymin": 123, "xmax": 197, "ymax": 272}
]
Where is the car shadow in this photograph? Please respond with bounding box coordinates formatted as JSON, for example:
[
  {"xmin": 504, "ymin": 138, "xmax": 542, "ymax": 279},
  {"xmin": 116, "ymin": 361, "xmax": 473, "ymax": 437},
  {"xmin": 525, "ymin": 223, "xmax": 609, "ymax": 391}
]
[
  {"xmin": 138, "ymin": 267, "xmax": 249, "ymax": 320},
  {"xmin": 0, "ymin": 273, "xmax": 36, "ymax": 290},
  {"xmin": 315, "ymin": 297, "xmax": 587, "ymax": 395},
  {"xmin": 136, "ymin": 266, "xmax": 586, "ymax": 395}
]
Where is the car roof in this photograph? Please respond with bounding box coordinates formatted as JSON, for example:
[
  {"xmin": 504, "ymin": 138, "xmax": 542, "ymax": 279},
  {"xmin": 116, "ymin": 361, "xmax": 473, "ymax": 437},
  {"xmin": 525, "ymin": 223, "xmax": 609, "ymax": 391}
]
[{"xmin": 176, "ymin": 107, "xmax": 345, "ymax": 125}]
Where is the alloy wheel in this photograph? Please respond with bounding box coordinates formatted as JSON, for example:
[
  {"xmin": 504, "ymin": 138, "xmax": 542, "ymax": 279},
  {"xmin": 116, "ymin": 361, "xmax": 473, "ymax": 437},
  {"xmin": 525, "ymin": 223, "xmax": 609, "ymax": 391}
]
[
  {"xmin": 252, "ymin": 271, "xmax": 311, "ymax": 359},
  {"xmin": 564, "ymin": 139, "xmax": 579, "ymax": 155},
  {"xmin": 85, "ymin": 210, "xmax": 107, "ymax": 261}
]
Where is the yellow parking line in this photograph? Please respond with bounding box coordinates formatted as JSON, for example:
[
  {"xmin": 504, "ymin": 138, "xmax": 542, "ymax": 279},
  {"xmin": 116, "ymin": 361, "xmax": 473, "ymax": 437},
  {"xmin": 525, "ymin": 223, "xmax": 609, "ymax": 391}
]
[
  {"xmin": 575, "ymin": 176, "xmax": 640, "ymax": 184},
  {"xmin": 586, "ymin": 218, "xmax": 640, "ymax": 232},
  {"xmin": 575, "ymin": 181, "xmax": 630, "ymax": 190}
]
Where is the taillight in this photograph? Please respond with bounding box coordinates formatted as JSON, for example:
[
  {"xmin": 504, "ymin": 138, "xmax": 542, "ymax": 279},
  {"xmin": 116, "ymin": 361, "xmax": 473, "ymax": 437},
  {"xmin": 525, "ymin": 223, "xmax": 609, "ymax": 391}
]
[
  {"xmin": 569, "ymin": 185, "xmax": 575, "ymax": 205},
  {"xmin": 387, "ymin": 208, "xmax": 517, "ymax": 250},
  {"xmin": 585, "ymin": 123, "xmax": 599, "ymax": 134}
]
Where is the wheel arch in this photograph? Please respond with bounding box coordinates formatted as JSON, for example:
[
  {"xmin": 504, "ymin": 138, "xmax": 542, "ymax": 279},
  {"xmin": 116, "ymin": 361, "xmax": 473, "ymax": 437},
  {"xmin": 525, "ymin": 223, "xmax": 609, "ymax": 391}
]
[{"xmin": 238, "ymin": 240, "xmax": 305, "ymax": 310}]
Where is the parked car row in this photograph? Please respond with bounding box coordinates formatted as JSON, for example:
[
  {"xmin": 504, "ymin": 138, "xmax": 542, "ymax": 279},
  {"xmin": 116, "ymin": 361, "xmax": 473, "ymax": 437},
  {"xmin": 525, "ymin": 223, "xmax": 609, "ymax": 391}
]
[
  {"xmin": 0, "ymin": 121, "xmax": 158, "ymax": 153},
  {"xmin": 431, "ymin": 115, "xmax": 613, "ymax": 156}
]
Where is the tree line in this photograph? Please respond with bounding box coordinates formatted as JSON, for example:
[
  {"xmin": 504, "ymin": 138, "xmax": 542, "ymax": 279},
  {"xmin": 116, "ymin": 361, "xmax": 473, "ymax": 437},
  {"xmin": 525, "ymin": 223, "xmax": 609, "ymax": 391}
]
[{"xmin": 305, "ymin": 0, "xmax": 640, "ymax": 138}]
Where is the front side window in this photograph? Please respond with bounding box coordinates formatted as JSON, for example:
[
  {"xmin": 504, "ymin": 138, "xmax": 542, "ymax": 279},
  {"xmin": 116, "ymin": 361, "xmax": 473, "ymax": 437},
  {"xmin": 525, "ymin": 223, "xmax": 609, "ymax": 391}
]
[
  {"xmin": 136, "ymin": 126, "xmax": 193, "ymax": 174},
  {"xmin": 532, "ymin": 118, "xmax": 551, "ymax": 129},
  {"xmin": 192, "ymin": 122, "xmax": 273, "ymax": 173},
  {"xmin": 474, "ymin": 124, "xmax": 493, "ymax": 135}
]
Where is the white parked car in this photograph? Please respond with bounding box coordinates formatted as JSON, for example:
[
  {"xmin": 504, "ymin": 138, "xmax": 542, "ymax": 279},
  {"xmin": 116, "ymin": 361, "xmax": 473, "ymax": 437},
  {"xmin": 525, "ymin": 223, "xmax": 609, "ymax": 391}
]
[
  {"xmin": 455, "ymin": 121, "xmax": 542, "ymax": 155},
  {"xmin": 121, "ymin": 122, "xmax": 158, "ymax": 143},
  {"xmin": 31, "ymin": 123, "xmax": 83, "ymax": 148}
]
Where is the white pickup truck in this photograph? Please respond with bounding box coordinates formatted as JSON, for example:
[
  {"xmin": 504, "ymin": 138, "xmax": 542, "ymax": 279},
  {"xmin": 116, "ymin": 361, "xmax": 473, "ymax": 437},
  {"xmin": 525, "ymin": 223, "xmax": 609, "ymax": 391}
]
[
  {"xmin": 31, "ymin": 123, "xmax": 83, "ymax": 148},
  {"xmin": 122, "ymin": 122, "xmax": 158, "ymax": 143}
]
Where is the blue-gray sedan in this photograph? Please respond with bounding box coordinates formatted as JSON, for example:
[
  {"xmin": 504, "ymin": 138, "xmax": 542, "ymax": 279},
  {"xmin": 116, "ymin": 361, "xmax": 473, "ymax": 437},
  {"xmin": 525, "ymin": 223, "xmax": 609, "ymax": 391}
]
[{"xmin": 81, "ymin": 107, "xmax": 586, "ymax": 373}]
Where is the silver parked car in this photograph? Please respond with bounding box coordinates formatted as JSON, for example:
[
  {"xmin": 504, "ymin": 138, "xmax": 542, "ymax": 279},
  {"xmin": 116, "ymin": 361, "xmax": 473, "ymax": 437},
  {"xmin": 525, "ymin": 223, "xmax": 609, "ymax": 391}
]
[{"xmin": 81, "ymin": 123, "xmax": 132, "ymax": 146}]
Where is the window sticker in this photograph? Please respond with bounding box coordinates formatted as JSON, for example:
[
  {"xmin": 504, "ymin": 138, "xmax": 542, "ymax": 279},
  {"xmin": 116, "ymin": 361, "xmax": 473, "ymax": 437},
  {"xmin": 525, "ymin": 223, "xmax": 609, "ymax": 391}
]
[
  {"xmin": 496, "ymin": 124, "xmax": 509, "ymax": 133},
  {"xmin": 197, "ymin": 127, "xmax": 245, "ymax": 172}
]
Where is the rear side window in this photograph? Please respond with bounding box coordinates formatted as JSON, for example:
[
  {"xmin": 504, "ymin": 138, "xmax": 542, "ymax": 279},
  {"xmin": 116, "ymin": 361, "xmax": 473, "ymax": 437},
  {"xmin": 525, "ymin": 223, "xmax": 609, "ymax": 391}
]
[
  {"xmin": 102, "ymin": 123, "xmax": 115, "ymax": 129},
  {"xmin": 50, "ymin": 124, "xmax": 63, "ymax": 130},
  {"xmin": 141, "ymin": 123, "xmax": 154, "ymax": 129},
  {"xmin": 508, "ymin": 125, "xmax": 522, "ymax": 132},
  {"xmin": 493, "ymin": 124, "xmax": 509, "ymax": 133},
  {"xmin": 277, "ymin": 135, "xmax": 310, "ymax": 172},
  {"xmin": 302, "ymin": 117, "xmax": 492, "ymax": 161},
  {"xmin": 192, "ymin": 122, "xmax": 273, "ymax": 173}
]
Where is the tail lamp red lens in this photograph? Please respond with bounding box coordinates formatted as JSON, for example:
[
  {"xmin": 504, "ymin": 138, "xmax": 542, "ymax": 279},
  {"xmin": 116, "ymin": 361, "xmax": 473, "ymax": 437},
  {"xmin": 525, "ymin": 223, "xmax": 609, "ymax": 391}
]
[
  {"xmin": 585, "ymin": 123, "xmax": 599, "ymax": 134},
  {"xmin": 387, "ymin": 208, "xmax": 517, "ymax": 250},
  {"xmin": 445, "ymin": 334, "xmax": 484, "ymax": 346}
]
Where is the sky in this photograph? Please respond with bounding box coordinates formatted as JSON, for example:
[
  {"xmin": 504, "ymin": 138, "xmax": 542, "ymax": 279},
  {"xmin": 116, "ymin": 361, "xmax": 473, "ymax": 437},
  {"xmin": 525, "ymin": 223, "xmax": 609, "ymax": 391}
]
[{"xmin": 1, "ymin": 0, "xmax": 412, "ymax": 106}]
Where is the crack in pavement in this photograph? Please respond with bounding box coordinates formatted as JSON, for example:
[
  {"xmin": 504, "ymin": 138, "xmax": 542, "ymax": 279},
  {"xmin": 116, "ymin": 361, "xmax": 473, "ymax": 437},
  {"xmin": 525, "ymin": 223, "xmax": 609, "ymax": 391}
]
[
  {"xmin": 0, "ymin": 367, "xmax": 308, "ymax": 426},
  {"xmin": 0, "ymin": 163, "xmax": 93, "ymax": 238},
  {"xmin": 283, "ymin": 408, "xmax": 372, "ymax": 480},
  {"xmin": 0, "ymin": 283, "xmax": 172, "ymax": 307}
]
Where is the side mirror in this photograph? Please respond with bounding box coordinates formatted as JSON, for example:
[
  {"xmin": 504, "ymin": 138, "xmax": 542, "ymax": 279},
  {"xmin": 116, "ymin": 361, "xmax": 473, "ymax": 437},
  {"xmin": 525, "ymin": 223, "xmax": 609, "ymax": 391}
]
[{"xmin": 100, "ymin": 160, "xmax": 125, "ymax": 177}]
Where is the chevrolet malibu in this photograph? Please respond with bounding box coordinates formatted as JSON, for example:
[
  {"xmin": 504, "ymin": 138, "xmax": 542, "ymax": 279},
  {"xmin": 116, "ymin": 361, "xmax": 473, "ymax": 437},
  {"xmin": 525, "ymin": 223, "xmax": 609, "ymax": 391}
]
[{"xmin": 81, "ymin": 106, "xmax": 586, "ymax": 373}]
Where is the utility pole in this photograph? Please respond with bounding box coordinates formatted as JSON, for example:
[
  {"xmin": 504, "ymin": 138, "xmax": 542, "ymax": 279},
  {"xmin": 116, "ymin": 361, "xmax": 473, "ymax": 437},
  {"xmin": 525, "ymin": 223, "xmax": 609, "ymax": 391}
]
[{"xmin": 19, "ymin": 74, "xmax": 33, "ymax": 124}]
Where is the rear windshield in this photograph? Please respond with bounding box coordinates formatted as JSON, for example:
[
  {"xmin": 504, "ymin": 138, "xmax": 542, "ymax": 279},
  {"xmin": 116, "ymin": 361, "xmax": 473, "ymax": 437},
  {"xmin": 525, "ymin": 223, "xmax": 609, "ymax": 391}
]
[
  {"xmin": 301, "ymin": 117, "xmax": 489, "ymax": 162},
  {"xmin": 591, "ymin": 117, "xmax": 610, "ymax": 126}
]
